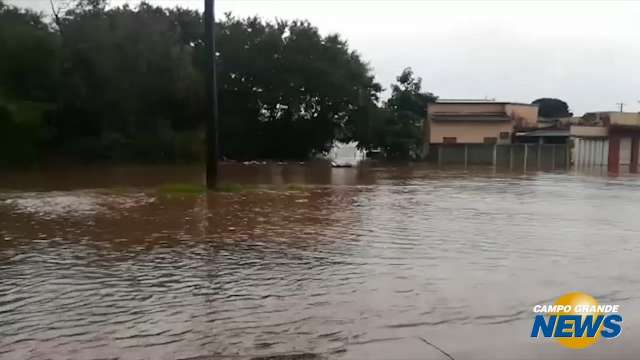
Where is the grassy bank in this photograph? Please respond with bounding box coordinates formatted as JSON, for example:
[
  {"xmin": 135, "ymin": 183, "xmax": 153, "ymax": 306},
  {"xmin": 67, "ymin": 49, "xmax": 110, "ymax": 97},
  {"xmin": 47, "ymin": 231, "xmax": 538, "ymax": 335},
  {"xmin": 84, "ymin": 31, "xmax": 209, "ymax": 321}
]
[{"xmin": 156, "ymin": 182, "xmax": 308, "ymax": 197}]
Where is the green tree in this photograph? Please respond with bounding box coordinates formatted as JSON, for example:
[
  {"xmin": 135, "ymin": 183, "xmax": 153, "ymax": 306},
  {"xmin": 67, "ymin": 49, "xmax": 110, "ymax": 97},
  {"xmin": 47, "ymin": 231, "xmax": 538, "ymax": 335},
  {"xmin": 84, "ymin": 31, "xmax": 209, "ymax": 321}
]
[
  {"xmin": 364, "ymin": 68, "xmax": 437, "ymax": 159},
  {"xmin": 1, "ymin": 1, "xmax": 383, "ymax": 165},
  {"xmin": 49, "ymin": 4, "xmax": 381, "ymax": 161},
  {"xmin": 532, "ymin": 97, "xmax": 573, "ymax": 118},
  {"xmin": 214, "ymin": 15, "xmax": 381, "ymax": 159},
  {"xmin": 48, "ymin": 1, "xmax": 203, "ymax": 161},
  {"xmin": 0, "ymin": 1, "xmax": 59, "ymax": 101},
  {"xmin": 0, "ymin": 1, "xmax": 58, "ymax": 167}
]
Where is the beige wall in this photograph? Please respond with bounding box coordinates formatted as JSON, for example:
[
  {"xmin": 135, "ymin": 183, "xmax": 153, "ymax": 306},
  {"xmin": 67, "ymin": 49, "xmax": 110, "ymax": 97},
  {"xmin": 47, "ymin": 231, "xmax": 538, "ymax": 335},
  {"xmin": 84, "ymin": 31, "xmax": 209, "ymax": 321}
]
[
  {"xmin": 505, "ymin": 104, "xmax": 538, "ymax": 128},
  {"xmin": 429, "ymin": 103, "xmax": 505, "ymax": 114},
  {"xmin": 607, "ymin": 113, "xmax": 640, "ymax": 127},
  {"xmin": 570, "ymin": 125, "xmax": 608, "ymax": 137},
  {"xmin": 426, "ymin": 102, "xmax": 539, "ymax": 144},
  {"xmin": 584, "ymin": 112, "xmax": 640, "ymax": 127},
  {"xmin": 430, "ymin": 121, "xmax": 512, "ymax": 144}
]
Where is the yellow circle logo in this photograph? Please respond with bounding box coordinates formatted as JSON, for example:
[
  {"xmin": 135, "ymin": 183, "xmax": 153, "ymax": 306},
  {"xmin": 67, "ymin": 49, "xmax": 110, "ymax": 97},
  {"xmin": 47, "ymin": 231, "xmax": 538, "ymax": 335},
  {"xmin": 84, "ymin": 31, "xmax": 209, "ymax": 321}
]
[
  {"xmin": 552, "ymin": 292, "xmax": 602, "ymax": 349},
  {"xmin": 531, "ymin": 291, "xmax": 622, "ymax": 348}
]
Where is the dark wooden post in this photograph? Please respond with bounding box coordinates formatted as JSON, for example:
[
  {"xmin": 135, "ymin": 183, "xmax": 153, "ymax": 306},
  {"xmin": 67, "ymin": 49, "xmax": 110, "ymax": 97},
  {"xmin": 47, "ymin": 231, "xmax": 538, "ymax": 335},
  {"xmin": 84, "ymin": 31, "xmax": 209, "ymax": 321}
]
[
  {"xmin": 608, "ymin": 134, "xmax": 620, "ymax": 173},
  {"xmin": 630, "ymin": 136, "xmax": 639, "ymax": 173},
  {"xmin": 205, "ymin": 0, "xmax": 219, "ymax": 189}
]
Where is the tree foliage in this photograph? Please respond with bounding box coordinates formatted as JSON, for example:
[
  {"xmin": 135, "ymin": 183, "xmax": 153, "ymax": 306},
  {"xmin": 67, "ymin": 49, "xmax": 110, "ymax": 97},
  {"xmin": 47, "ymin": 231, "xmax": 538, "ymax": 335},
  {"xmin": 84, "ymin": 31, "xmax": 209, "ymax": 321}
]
[
  {"xmin": 0, "ymin": 1, "xmax": 58, "ymax": 166},
  {"xmin": 0, "ymin": 1, "xmax": 59, "ymax": 101},
  {"xmin": 48, "ymin": 2, "xmax": 203, "ymax": 161},
  {"xmin": 214, "ymin": 14, "xmax": 381, "ymax": 159},
  {"xmin": 0, "ymin": 0, "xmax": 435, "ymax": 166},
  {"xmin": 532, "ymin": 97, "xmax": 573, "ymax": 118},
  {"xmin": 368, "ymin": 68, "xmax": 437, "ymax": 159}
]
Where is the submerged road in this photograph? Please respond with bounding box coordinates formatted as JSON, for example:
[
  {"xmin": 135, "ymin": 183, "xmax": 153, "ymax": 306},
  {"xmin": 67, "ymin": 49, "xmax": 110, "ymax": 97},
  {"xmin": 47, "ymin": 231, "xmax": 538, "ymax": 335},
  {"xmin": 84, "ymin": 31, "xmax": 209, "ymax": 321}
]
[{"xmin": 0, "ymin": 164, "xmax": 639, "ymax": 359}]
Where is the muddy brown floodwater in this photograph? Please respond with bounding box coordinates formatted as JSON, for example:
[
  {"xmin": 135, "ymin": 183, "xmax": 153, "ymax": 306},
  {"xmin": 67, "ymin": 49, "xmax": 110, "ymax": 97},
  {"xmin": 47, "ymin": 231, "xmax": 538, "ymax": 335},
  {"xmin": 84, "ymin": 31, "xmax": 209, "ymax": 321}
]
[{"xmin": 1, "ymin": 163, "xmax": 640, "ymax": 360}]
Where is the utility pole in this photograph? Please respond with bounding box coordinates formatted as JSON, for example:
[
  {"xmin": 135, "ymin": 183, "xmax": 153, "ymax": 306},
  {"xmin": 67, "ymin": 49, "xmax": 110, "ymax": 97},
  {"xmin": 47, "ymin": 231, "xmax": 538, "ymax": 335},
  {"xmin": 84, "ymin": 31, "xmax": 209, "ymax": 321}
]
[
  {"xmin": 616, "ymin": 101, "xmax": 625, "ymax": 112},
  {"xmin": 205, "ymin": 0, "xmax": 219, "ymax": 189}
]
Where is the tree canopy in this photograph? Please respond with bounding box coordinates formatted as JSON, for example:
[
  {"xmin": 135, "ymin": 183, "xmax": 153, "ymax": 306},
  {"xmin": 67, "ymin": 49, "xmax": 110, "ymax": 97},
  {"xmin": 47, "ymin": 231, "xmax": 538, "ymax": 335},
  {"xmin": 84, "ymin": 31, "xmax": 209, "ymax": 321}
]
[
  {"xmin": 0, "ymin": 0, "xmax": 434, "ymax": 166},
  {"xmin": 0, "ymin": 0, "xmax": 58, "ymax": 101},
  {"xmin": 368, "ymin": 68, "xmax": 437, "ymax": 159},
  {"xmin": 532, "ymin": 98, "xmax": 573, "ymax": 118},
  {"xmin": 215, "ymin": 14, "xmax": 381, "ymax": 159}
]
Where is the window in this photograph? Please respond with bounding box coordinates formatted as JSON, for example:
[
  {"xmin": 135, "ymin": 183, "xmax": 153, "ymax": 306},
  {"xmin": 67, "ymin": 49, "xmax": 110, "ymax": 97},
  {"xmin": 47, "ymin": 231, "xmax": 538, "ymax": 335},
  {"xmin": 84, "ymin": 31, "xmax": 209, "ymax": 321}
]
[
  {"xmin": 443, "ymin": 137, "xmax": 457, "ymax": 144},
  {"xmin": 499, "ymin": 132, "xmax": 510, "ymax": 140},
  {"xmin": 483, "ymin": 137, "xmax": 497, "ymax": 144}
]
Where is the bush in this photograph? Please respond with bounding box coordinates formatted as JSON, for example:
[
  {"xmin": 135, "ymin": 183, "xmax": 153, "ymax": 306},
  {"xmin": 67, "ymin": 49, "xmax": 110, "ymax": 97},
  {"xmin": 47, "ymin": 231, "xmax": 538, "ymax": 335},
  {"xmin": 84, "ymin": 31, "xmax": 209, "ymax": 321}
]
[{"xmin": 0, "ymin": 103, "xmax": 42, "ymax": 167}]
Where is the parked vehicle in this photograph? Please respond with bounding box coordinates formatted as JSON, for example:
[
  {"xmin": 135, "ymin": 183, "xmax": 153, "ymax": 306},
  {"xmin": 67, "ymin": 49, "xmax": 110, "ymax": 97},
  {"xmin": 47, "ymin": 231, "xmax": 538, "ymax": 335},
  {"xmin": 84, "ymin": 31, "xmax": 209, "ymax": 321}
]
[{"xmin": 327, "ymin": 142, "xmax": 366, "ymax": 167}]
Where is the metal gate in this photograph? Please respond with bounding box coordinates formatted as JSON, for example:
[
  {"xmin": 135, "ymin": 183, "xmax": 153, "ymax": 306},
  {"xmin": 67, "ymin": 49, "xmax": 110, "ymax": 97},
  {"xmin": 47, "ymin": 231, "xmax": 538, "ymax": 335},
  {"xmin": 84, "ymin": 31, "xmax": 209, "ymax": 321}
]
[{"xmin": 574, "ymin": 138, "xmax": 608, "ymax": 167}]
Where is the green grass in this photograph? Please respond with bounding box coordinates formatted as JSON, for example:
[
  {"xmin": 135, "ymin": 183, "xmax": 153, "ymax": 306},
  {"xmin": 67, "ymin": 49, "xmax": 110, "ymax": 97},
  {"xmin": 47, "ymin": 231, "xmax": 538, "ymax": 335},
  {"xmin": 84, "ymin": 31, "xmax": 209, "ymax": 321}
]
[
  {"xmin": 156, "ymin": 182, "xmax": 309, "ymax": 196},
  {"xmin": 158, "ymin": 183, "xmax": 207, "ymax": 195},
  {"xmin": 156, "ymin": 182, "xmax": 255, "ymax": 195},
  {"xmin": 104, "ymin": 186, "xmax": 136, "ymax": 194},
  {"xmin": 285, "ymin": 183, "xmax": 306, "ymax": 191},
  {"xmin": 1, "ymin": 97, "xmax": 55, "ymax": 125},
  {"xmin": 215, "ymin": 183, "xmax": 250, "ymax": 193}
]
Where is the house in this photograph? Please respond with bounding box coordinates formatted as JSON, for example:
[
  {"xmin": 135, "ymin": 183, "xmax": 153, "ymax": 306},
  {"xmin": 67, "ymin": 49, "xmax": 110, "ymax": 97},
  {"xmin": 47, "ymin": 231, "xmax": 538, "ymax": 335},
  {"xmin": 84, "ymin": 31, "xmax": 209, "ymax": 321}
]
[
  {"xmin": 423, "ymin": 100, "xmax": 640, "ymax": 172},
  {"xmin": 571, "ymin": 112, "xmax": 640, "ymax": 172},
  {"xmin": 425, "ymin": 100, "xmax": 538, "ymax": 148},
  {"xmin": 424, "ymin": 100, "xmax": 580, "ymax": 169}
]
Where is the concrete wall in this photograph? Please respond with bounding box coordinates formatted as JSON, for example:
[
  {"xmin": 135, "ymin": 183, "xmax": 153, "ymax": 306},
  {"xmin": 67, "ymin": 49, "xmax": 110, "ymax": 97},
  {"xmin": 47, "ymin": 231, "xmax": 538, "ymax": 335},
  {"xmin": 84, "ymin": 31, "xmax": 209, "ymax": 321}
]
[
  {"xmin": 505, "ymin": 104, "xmax": 539, "ymax": 128},
  {"xmin": 427, "ymin": 102, "xmax": 539, "ymax": 145},
  {"xmin": 604, "ymin": 113, "xmax": 640, "ymax": 127},
  {"xmin": 428, "ymin": 103, "xmax": 505, "ymax": 114},
  {"xmin": 574, "ymin": 138, "xmax": 608, "ymax": 167},
  {"xmin": 429, "ymin": 121, "xmax": 513, "ymax": 144},
  {"xmin": 620, "ymin": 137, "xmax": 632, "ymax": 165},
  {"xmin": 570, "ymin": 125, "xmax": 608, "ymax": 137},
  {"xmin": 575, "ymin": 136, "xmax": 639, "ymax": 171},
  {"xmin": 433, "ymin": 143, "xmax": 569, "ymax": 169}
]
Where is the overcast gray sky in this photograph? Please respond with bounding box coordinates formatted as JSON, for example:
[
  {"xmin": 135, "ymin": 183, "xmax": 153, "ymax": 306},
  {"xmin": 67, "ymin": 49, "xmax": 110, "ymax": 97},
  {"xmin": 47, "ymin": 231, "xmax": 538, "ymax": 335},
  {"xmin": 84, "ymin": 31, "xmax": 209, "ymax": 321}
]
[{"xmin": 8, "ymin": 0, "xmax": 640, "ymax": 114}]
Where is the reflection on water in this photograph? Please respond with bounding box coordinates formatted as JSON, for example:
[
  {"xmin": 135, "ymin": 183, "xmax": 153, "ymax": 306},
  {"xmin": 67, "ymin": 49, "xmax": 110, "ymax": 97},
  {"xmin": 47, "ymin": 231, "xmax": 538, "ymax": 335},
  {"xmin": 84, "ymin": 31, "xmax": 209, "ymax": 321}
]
[{"xmin": 1, "ymin": 164, "xmax": 640, "ymax": 359}]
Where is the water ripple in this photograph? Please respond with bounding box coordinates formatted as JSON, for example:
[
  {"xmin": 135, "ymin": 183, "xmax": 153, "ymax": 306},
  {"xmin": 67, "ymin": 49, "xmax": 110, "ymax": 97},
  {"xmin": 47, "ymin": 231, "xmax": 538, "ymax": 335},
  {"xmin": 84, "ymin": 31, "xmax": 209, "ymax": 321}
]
[{"xmin": 1, "ymin": 168, "xmax": 640, "ymax": 358}]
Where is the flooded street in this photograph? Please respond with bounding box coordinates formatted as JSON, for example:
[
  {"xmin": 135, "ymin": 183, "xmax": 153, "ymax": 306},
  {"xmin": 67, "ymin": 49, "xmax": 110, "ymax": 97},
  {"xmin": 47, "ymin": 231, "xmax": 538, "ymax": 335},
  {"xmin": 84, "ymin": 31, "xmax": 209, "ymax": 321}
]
[{"xmin": 1, "ymin": 164, "xmax": 640, "ymax": 359}]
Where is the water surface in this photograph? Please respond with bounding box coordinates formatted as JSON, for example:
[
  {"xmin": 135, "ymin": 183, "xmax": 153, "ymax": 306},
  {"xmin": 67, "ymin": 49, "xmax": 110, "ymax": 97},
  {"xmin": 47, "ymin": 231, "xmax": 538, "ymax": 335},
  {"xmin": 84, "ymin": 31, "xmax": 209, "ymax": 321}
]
[{"xmin": 1, "ymin": 164, "xmax": 639, "ymax": 359}]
